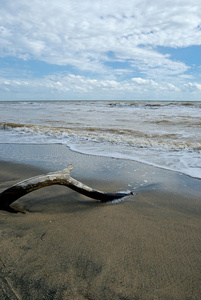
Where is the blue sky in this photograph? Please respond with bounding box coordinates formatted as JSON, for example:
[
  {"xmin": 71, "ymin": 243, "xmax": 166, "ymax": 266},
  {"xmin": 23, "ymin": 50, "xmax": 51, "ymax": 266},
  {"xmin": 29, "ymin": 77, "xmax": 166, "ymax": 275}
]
[{"xmin": 1, "ymin": 0, "xmax": 201, "ymax": 101}]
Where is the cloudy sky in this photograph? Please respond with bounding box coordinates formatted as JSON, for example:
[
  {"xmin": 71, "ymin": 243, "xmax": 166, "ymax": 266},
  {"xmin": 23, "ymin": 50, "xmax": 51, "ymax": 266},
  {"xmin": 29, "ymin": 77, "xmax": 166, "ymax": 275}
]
[{"xmin": 1, "ymin": 0, "xmax": 201, "ymax": 101}]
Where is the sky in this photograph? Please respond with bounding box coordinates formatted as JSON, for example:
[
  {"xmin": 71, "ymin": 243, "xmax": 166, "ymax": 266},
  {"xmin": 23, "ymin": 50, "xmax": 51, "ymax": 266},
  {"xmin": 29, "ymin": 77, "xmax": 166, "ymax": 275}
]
[{"xmin": 1, "ymin": 0, "xmax": 201, "ymax": 101}]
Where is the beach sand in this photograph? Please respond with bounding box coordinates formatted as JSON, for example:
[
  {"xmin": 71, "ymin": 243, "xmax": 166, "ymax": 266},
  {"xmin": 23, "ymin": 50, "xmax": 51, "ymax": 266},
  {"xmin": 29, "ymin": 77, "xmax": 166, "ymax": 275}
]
[{"xmin": 0, "ymin": 144, "xmax": 201, "ymax": 299}]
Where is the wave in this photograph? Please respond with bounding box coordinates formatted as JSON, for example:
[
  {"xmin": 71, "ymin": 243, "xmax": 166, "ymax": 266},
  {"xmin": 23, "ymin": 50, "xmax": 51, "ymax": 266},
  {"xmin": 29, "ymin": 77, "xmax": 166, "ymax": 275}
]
[
  {"xmin": 1, "ymin": 122, "xmax": 201, "ymax": 152},
  {"xmin": 107, "ymin": 101, "xmax": 201, "ymax": 109},
  {"xmin": 0, "ymin": 100, "xmax": 200, "ymax": 179}
]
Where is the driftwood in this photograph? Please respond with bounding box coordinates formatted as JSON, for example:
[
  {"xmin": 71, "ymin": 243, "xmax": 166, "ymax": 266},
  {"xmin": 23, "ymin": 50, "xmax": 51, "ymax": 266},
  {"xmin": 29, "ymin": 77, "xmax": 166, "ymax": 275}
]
[{"xmin": 0, "ymin": 164, "xmax": 132, "ymax": 213}]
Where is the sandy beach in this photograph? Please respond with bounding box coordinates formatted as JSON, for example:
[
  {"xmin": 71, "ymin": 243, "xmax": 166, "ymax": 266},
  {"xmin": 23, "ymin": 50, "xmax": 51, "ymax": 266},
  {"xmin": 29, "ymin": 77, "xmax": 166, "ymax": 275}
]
[{"xmin": 0, "ymin": 144, "xmax": 201, "ymax": 299}]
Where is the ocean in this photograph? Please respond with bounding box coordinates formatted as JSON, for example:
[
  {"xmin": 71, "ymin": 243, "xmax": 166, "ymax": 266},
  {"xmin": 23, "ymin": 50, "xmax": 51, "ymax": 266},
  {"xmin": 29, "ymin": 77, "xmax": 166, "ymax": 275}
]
[{"xmin": 0, "ymin": 100, "xmax": 201, "ymax": 179}]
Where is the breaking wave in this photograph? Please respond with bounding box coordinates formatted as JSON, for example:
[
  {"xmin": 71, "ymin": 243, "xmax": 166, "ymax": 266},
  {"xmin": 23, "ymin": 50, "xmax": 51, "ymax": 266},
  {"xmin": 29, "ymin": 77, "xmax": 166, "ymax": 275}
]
[{"xmin": 0, "ymin": 100, "xmax": 201, "ymax": 179}]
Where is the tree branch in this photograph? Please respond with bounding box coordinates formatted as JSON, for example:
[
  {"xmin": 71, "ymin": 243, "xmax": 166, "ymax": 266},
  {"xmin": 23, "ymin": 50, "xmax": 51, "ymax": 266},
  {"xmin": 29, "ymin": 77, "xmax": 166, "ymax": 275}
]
[{"xmin": 0, "ymin": 164, "xmax": 132, "ymax": 212}]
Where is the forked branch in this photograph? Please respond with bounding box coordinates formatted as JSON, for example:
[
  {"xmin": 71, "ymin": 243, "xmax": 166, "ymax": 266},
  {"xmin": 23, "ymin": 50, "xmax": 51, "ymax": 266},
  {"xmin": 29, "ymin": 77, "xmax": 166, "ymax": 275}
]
[{"xmin": 0, "ymin": 164, "xmax": 132, "ymax": 212}]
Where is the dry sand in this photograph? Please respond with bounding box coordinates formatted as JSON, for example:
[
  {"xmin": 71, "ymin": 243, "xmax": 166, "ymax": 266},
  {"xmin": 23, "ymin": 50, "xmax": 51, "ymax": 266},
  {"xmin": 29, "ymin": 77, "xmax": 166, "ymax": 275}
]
[{"xmin": 0, "ymin": 145, "xmax": 201, "ymax": 299}]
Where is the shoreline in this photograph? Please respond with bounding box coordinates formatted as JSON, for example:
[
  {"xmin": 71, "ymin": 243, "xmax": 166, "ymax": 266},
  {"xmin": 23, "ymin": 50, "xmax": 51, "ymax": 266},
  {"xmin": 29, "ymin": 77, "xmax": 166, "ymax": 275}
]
[
  {"xmin": 0, "ymin": 143, "xmax": 201, "ymax": 205},
  {"xmin": 0, "ymin": 144, "xmax": 201, "ymax": 299},
  {"xmin": 0, "ymin": 142, "xmax": 201, "ymax": 181}
]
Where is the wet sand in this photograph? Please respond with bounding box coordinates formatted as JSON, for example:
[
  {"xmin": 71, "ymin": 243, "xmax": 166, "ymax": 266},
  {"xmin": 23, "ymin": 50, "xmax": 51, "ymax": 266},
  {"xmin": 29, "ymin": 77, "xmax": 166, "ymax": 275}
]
[{"xmin": 0, "ymin": 145, "xmax": 201, "ymax": 299}]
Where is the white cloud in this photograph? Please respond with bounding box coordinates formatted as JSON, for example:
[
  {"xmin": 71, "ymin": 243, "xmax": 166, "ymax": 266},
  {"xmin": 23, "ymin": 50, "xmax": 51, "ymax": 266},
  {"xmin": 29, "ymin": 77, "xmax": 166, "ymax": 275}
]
[
  {"xmin": 1, "ymin": 1, "xmax": 201, "ymax": 71},
  {"xmin": 184, "ymin": 82, "xmax": 201, "ymax": 91},
  {"xmin": 1, "ymin": 0, "xmax": 201, "ymax": 100},
  {"xmin": 131, "ymin": 77, "xmax": 158, "ymax": 87},
  {"xmin": 167, "ymin": 83, "xmax": 180, "ymax": 92},
  {"xmin": 2, "ymin": 73, "xmax": 200, "ymax": 101}
]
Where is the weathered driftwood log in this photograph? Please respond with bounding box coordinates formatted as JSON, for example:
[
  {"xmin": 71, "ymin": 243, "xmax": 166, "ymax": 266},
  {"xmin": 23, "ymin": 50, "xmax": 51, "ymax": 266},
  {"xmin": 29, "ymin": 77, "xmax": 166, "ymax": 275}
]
[{"xmin": 0, "ymin": 164, "xmax": 132, "ymax": 212}]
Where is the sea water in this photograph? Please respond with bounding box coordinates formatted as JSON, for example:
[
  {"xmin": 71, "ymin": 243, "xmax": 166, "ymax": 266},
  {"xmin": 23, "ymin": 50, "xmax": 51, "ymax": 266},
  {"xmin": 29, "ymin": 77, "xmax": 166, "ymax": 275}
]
[{"xmin": 0, "ymin": 100, "xmax": 201, "ymax": 179}]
